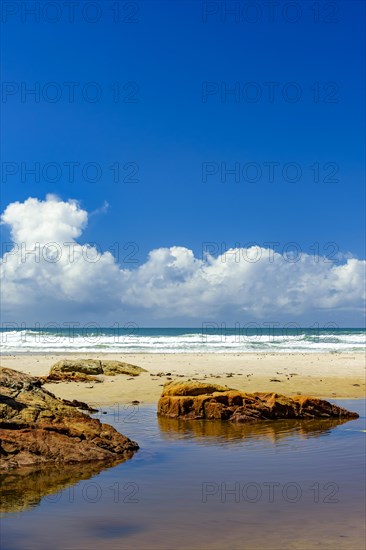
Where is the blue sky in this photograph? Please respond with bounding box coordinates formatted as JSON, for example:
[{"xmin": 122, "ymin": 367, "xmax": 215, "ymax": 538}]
[{"xmin": 1, "ymin": 1, "xmax": 365, "ymax": 325}]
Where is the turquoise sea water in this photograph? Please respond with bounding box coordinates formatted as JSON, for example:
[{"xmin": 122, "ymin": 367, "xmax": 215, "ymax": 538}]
[
  {"xmin": 1, "ymin": 400, "xmax": 365, "ymax": 549},
  {"xmin": 1, "ymin": 327, "xmax": 365, "ymax": 353}
]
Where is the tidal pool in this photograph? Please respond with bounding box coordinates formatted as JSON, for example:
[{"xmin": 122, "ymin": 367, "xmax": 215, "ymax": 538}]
[{"xmin": 1, "ymin": 400, "xmax": 365, "ymax": 549}]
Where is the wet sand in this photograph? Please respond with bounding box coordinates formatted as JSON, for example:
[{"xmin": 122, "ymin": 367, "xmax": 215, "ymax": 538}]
[{"xmin": 1, "ymin": 352, "xmax": 365, "ymax": 404}]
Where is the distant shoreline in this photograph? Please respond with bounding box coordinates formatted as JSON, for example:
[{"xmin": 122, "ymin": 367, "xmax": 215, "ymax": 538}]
[{"xmin": 0, "ymin": 350, "xmax": 366, "ymax": 360}]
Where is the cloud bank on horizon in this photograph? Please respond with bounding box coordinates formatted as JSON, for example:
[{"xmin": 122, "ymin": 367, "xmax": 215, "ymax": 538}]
[{"xmin": 1, "ymin": 196, "xmax": 365, "ymax": 326}]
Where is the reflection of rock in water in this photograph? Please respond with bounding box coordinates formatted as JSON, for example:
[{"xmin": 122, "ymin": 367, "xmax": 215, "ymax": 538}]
[
  {"xmin": 0, "ymin": 459, "xmax": 124, "ymax": 514},
  {"xmin": 158, "ymin": 415, "xmax": 353, "ymax": 444}
]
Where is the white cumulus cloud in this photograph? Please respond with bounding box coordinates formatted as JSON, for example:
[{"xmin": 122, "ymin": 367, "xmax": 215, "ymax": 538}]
[{"xmin": 1, "ymin": 196, "xmax": 365, "ymax": 326}]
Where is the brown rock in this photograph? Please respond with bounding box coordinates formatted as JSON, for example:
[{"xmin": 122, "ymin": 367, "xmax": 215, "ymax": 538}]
[
  {"xmin": 51, "ymin": 358, "xmax": 104, "ymax": 375},
  {"xmin": 61, "ymin": 398, "xmax": 98, "ymax": 412},
  {"xmin": 0, "ymin": 368, "xmax": 138, "ymax": 470},
  {"xmin": 101, "ymin": 360, "xmax": 146, "ymax": 376},
  {"xmin": 158, "ymin": 381, "xmax": 359, "ymax": 422},
  {"xmin": 161, "ymin": 380, "xmax": 229, "ymax": 396},
  {"xmin": 41, "ymin": 371, "xmax": 102, "ymax": 384}
]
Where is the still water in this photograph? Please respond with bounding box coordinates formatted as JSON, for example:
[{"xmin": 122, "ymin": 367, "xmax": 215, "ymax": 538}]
[{"xmin": 1, "ymin": 400, "xmax": 365, "ymax": 550}]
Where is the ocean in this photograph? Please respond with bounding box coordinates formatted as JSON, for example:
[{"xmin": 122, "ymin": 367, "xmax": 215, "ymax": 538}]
[{"xmin": 1, "ymin": 327, "xmax": 365, "ymax": 354}]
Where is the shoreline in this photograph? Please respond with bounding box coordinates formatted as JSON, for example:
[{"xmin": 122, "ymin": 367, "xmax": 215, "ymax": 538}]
[
  {"xmin": 0, "ymin": 350, "xmax": 366, "ymax": 359},
  {"xmin": 1, "ymin": 352, "xmax": 365, "ymax": 404}
]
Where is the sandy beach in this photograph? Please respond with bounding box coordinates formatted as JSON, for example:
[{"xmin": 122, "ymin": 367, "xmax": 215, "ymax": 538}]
[{"xmin": 1, "ymin": 352, "xmax": 365, "ymax": 405}]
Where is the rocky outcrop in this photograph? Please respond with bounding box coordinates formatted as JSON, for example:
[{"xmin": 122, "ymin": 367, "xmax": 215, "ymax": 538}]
[
  {"xmin": 157, "ymin": 381, "xmax": 359, "ymax": 422},
  {"xmin": 44, "ymin": 359, "xmax": 146, "ymax": 382},
  {"xmin": 0, "ymin": 368, "xmax": 139, "ymax": 470}
]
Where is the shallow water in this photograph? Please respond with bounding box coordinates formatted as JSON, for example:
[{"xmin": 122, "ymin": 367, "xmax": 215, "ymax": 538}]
[{"xmin": 1, "ymin": 400, "xmax": 365, "ymax": 550}]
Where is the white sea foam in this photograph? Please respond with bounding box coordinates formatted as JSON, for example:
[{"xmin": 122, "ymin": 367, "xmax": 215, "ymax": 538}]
[{"xmin": 0, "ymin": 329, "xmax": 365, "ymax": 354}]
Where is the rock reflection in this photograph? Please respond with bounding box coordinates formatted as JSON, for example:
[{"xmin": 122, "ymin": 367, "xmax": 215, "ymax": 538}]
[
  {"xmin": 158, "ymin": 415, "xmax": 353, "ymax": 443},
  {"xmin": 0, "ymin": 458, "xmax": 126, "ymax": 514}
]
